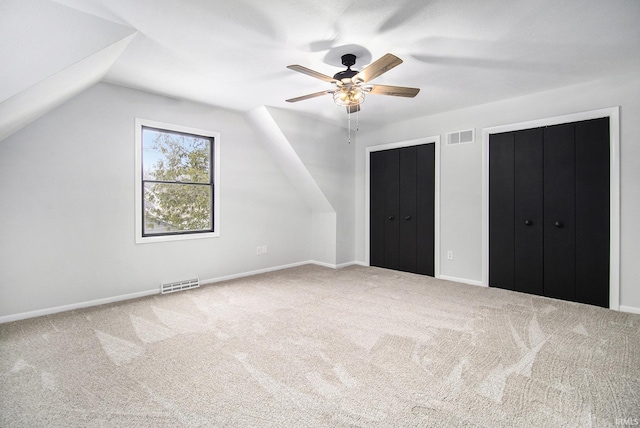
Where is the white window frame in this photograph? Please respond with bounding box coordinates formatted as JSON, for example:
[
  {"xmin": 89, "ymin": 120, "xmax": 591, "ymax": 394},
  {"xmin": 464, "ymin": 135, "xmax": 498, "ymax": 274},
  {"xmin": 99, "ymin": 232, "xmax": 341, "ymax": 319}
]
[{"xmin": 134, "ymin": 118, "xmax": 220, "ymax": 244}]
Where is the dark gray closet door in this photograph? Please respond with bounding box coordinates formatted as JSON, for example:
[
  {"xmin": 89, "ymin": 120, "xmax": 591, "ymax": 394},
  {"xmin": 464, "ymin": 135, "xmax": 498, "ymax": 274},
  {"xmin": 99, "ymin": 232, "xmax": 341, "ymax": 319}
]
[
  {"xmin": 371, "ymin": 148, "xmax": 401, "ymax": 271},
  {"xmin": 543, "ymin": 123, "xmax": 577, "ymax": 301},
  {"xmin": 416, "ymin": 144, "xmax": 435, "ymax": 276},
  {"xmin": 488, "ymin": 132, "xmax": 515, "ymax": 290},
  {"xmin": 370, "ymin": 148, "xmax": 401, "ymax": 271},
  {"xmin": 489, "ymin": 117, "xmax": 610, "ymax": 308},
  {"xmin": 370, "ymin": 144, "xmax": 435, "ymax": 276},
  {"xmin": 575, "ymin": 118, "xmax": 610, "ymax": 306},
  {"xmin": 514, "ymin": 128, "xmax": 544, "ymax": 295},
  {"xmin": 399, "ymin": 146, "xmax": 418, "ymax": 273},
  {"xmin": 370, "ymin": 151, "xmax": 386, "ymax": 268}
]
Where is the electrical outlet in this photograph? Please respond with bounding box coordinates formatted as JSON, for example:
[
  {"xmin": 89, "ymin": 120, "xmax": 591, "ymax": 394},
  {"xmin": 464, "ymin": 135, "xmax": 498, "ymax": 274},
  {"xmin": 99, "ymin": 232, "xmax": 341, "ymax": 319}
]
[
  {"xmin": 261, "ymin": 245, "xmax": 267, "ymax": 254},
  {"xmin": 447, "ymin": 250, "xmax": 454, "ymax": 260}
]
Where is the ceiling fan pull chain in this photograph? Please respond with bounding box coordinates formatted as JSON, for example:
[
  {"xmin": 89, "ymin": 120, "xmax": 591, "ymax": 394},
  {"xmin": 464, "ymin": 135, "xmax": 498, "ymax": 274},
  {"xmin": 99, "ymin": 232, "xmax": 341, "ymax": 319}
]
[{"xmin": 348, "ymin": 111, "xmax": 351, "ymax": 144}]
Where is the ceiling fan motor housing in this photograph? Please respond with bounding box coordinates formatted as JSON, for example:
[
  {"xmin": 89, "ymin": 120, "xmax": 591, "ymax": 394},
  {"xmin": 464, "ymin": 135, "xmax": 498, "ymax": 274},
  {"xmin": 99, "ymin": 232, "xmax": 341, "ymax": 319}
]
[
  {"xmin": 333, "ymin": 54, "xmax": 359, "ymax": 80},
  {"xmin": 341, "ymin": 54, "xmax": 356, "ymax": 67}
]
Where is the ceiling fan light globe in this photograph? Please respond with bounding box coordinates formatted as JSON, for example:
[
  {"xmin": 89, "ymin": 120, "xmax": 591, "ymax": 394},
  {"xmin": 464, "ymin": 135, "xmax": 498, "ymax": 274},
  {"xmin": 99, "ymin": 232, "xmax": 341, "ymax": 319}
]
[{"xmin": 333, "ymin": 90, "xmax": 365, "ymax": 106}]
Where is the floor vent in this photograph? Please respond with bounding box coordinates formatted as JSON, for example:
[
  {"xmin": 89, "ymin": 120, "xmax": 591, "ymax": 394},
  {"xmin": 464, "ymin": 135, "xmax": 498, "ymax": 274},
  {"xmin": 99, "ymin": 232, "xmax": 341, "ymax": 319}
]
[
  {"xmin": 161, "ymin": 278, "xmax": 200, "ymax": 294},
  {"xmin": 447, "ymin": 128, "xmax": 475, "ymax": 145}
]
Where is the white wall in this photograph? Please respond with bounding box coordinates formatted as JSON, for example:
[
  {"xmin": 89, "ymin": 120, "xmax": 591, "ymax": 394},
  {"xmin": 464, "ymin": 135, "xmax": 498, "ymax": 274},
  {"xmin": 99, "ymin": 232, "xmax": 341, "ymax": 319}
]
[
  {"xmin": 0, "ymin": 83, "xmax": 313, "ymax": 319},
  {"xmin": 267, "ymin": 107, "xmax": 357, "ymax": 265},
  {"xmin": 3, "ymin": 74, "xmax": 638, "ymax": 320},
  {"xmin": 356, "ymin": 73, "xmax": 640, "ymax": 311}
]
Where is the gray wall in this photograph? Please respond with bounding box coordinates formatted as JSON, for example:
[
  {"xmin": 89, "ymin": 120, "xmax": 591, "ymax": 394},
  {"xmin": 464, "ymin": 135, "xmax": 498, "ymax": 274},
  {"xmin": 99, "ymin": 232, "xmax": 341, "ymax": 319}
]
[
  {"xmin": 0, "ymin": 83, "xmax": 314, "ymax": 318},
  {"xmin": 266, "ymin": 107, "xmax": 356, "ymax": 266},
  {"xmin": 2, "ymin": 73, "xmax": 639, "ymax": 319},
  {"xmin": 356, "ymin": 73, "xmax": 640, "ymax": 311}
]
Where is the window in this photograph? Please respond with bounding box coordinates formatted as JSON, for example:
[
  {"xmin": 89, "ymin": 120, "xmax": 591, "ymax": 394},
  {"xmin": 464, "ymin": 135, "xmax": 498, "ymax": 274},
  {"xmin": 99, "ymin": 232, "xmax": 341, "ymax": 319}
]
[{"xmin": 135, "ymin": 119, "xmax": 220, "ymax": 243}]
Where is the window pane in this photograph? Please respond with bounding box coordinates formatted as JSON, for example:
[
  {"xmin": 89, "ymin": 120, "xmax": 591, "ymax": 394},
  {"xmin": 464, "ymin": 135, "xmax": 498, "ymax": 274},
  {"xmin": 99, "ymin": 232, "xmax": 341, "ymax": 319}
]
[
  {"xmin": 142, "ymin": 127, "xmax": 211, "ymax": 183},
  {"xmin": 143, "ymin": 183, "xmax": 212, "ymax": 234}
]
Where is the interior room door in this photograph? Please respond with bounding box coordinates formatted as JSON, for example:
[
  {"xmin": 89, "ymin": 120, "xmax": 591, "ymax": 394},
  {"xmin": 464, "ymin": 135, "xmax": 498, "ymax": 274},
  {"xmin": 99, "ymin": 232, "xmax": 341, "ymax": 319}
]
[
  {"xmin": 370, "ymin": 144, "xmax": 435, "ymax": 276},
  {"xmin": 488, "ymin": 117, "xmax": 610, "ymax": 307}
]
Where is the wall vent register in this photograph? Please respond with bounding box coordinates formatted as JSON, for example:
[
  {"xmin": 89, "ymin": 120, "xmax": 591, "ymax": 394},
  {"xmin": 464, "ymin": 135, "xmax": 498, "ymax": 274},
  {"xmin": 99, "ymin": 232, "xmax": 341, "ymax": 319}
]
[
  {"xmin": 446, "ymin": 129, "xmax": 475, "ymax": 145},
  {"xmin": 161, "ymin": 278, "xmax": 200, "ymax": 294}
]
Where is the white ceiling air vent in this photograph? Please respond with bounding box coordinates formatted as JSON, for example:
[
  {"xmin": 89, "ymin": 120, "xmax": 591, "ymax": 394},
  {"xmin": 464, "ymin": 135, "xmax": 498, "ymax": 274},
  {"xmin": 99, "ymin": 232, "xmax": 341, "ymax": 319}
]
[{"xmin": 446, "ymin": 129, "xmax": 475, "ymax": 146}]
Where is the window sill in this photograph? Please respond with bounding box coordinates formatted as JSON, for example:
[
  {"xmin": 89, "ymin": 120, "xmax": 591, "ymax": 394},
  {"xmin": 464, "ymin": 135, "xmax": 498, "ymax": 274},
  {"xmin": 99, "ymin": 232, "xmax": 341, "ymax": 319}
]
[{"xmin": 135, "ymin": 231, "xmax": 220, "ymax": 244}]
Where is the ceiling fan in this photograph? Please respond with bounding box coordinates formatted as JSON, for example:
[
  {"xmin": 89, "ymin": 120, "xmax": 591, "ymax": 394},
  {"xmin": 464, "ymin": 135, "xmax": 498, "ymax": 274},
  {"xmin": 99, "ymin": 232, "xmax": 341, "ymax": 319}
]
[{"xmin": 286, "ymin": 53, "xmax": 420, "ymax": 114}]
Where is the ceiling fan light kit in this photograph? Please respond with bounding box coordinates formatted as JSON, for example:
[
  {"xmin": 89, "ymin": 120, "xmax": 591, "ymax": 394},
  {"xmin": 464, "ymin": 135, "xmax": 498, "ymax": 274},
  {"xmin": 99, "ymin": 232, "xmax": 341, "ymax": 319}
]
[
  {"xmin": 286, "ymin": 53, "xmax": 420, "ymax": 114},
  {"xmin": 332, "ymin": 86, "xmax": 366, "ymax": 107}
]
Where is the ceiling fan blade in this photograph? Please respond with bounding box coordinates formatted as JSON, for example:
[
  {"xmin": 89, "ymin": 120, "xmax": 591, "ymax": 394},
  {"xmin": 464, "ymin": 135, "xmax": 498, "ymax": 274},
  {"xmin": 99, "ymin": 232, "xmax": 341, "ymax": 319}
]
[
  {"xmin": 286, "ymin": 90, "xmax": 334, "ymax": 103},
  {"xmin": 287, "ymin": 65, "xmax": 338, "ymax": 83},
  {"xmin": 346, "ymin": 104, "xmax": 360, "ymax": 114},
  {"xmin": 354, "ymin": 53, "xmax": 403, "ymax": 83},
  {"xmin": 368, "ymin": 84, "xmax": 420, "ymax": 98}
]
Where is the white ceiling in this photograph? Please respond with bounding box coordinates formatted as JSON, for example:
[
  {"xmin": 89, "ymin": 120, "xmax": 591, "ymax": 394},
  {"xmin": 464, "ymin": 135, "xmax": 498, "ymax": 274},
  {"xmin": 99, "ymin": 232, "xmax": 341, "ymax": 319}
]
[{"xmin": 2, "ymin": 0, "xmax": 639, "ymax": 136}]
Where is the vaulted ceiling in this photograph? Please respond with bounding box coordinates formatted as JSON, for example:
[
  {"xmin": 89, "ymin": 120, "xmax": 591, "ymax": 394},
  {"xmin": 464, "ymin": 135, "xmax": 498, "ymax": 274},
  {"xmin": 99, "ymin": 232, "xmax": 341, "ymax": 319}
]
[{"xmin": 2, "ymin": 0, "xmax": 639, "ymax": 140}]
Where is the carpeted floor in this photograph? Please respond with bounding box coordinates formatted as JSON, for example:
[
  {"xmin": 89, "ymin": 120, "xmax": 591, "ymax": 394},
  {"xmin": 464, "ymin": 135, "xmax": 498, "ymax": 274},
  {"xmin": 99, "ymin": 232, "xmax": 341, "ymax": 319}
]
[{"xmin": 1, "ymin": 264, "xmax": 639, "ymax": 427}]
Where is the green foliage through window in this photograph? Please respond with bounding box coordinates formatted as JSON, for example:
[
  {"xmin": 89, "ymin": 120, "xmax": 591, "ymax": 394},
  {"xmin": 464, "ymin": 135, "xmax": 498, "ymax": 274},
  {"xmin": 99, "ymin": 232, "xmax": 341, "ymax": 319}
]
[{"xmin": 142, "ymin": 127, "xmax": 213, "ymax": 235}]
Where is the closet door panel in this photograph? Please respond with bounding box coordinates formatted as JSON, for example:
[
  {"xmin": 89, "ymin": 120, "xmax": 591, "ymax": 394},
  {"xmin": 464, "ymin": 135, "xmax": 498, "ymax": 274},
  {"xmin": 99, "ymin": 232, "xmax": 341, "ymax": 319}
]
[
  {"xmin": 399, "ymin": 146, "xmax": 418, "ymax": 273},
  {"xmin": 513, "ymin": 128, "xmax": 544, "ymax": 295},
  {"xmin": 383, "ymin": 149, "xmax": 401, "ymax": 270},
  {"xmin": 416, "ymin": 144, "xmax": 435, "ymax": 276},
  {"xmin": 489, "ymin": 132, "xmax": 515, "ymax": 290},
  {"xmin": 398, "ymin": 147, "xmax": 417, "ymax": 272},
  {"xmin": 370, "ymin": 144, "xmax": 435, "ymax": 276},
  {"xmin": 370, "ymin": 151, "xmax": 386, "ymax": 268},
  {"xmin": 543, "ymin": 123, "xmax": 576, "ymax": 301},
  {"xmin": 575, "ymin": 118, "xmax": 610, "ymax": 307}
]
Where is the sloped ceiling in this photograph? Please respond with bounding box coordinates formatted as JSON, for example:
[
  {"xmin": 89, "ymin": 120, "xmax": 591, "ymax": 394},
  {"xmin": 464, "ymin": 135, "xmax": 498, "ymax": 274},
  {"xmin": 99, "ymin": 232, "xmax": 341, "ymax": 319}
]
[
  {"xmin": 2, "ymin": 0, "xmax": 639, "ymax": 140},
  {"xmin": 0, "ymin": 0, "xmax": 136, "ymax": 140}
]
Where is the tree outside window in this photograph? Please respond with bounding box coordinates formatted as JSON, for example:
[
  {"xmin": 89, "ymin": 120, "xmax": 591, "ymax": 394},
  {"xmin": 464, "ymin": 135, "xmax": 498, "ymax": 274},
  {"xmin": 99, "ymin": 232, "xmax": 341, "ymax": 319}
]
[{"xmin": 141, "ymin": 126, "xmax": 214, "ymax": 236}]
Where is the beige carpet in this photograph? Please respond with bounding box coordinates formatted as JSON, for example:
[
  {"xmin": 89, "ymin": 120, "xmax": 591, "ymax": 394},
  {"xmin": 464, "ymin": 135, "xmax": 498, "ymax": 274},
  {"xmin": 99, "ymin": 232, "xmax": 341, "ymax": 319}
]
[{"xmin": 1, "ymin": 265, "xmax": 639, "ymax": 427}]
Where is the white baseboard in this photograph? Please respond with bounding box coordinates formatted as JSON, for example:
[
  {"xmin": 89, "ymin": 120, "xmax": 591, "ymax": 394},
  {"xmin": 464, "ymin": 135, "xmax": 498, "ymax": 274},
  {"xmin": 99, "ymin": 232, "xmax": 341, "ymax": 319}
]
[
  {"xmin": 4, "ymin": 262, "xmax": 637, "ymax": 324},
  {"xmin": 437, "ymin": 278, "xmax": 639, "ymax": 314},
  {"xmin": 0, "ymin": 260, "xmax": 342, "ymax": 324},
  {"xmin": 316, "ymin": 260, "xmax": 366, "ymax": 269},
  {"xmin": 619, "ymin": 305, "xmax": 640, "ymax": 315},
  {"xmin": 201, "ymin": 261, "xmax": 314, "ymax": 285},
  {"xmin": 344, "ymin": 261, "xmax": 368, "ymax": 268},
  {"xmin": 307, "ymin": 260, "xmax": 339, "ymax": 269},
  {"xmin": 438, "ymin": 275, "xmax": 485, "ymax": 287},
  {"xmin": 201, "ymin": 260, "xmax": 363, "ymax": 284},
  {"xmin": 0, "ymin": 288, "xmax": 159, "ymax": 324}
]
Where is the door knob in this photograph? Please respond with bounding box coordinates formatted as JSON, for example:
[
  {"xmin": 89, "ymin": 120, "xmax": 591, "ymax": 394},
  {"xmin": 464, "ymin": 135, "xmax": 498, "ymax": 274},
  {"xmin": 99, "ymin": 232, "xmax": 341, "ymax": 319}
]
[
  {"xmin": 554, "ymin": 220, "xmax": 563, "ymax": 228},
  {"xmin": 388, "ymin": 216, "xmax": 394, "ymax": 220},
  {"xmin": 405, "ymin": 215, "xmax": 412, "ymax": 221},
  {"xmin": 524, "ymin": 219, "xmax": 532, "ymax": 226}
]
